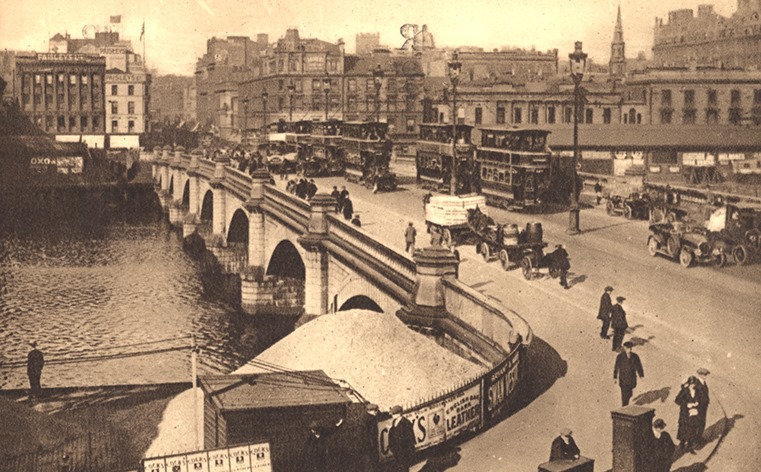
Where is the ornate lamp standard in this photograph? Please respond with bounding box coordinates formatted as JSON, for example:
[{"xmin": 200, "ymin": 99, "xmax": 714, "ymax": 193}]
[
  {"xmin": 447, "ymin": 50, "xmax": 462, "ymax": 195},
  {"xmin": 241, "ymin": 96, "xmax": 249, "ymax": 144},
  {"xmin": 568, "ymin": 41, "xmax": 587, "ymax": 234},
  {"xmin": 323, "ymin": 77, "xmax": 331, "ymax": 121},
  {"xmin": 287, "ymin": 81, "xmax": 296, "ymax": 122},
  {"xmin": 261, "ymin": 89, "xmax": 269, "ymax": 137},
  {"xmin": 373, "ymin": 64, "xmax": 384, "ymax": 123}
]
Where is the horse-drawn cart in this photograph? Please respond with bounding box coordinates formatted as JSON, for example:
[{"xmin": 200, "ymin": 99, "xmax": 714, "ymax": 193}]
[{"xmin": 424, "ymin": 193, "xmax": 488, "ymax": 247}]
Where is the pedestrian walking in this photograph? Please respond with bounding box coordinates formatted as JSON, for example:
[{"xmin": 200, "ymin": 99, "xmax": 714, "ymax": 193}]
[
  {"xmin": 594, "ymin": 181, "xmax": 603, "ymax": 205},
  {"xmin": 404, "ymin": 222, "xmax": 417, "ymax": 254},
  {"xmin": 351, "ymin": 214, "xmax": 362, "ymax": 227},
  {"xmin": 342, "ymin": 195, "xmax": 354, "ymax": 221},
  {"xmin": 330, "ymin": 186, "xmax": 341, "ymax": 213},
  {"xmin": 555, "ymin": 244, "xmax": 571, "ymax": 289},
  {"xmin": 549, "ymin": 428, "xmax": 580, "ymax": 462},
  {"xmin": 27, "ymin": 341, "xmax": 44, "ymax": 397},
  {"xmin": 388, "ymin": 405, "xmax": 416, "ymax": 472},
  {"xmin": 694, "ymin": 368, "xmax": 710, "ymax": 444},
  {"xmin": 613, "ymin": 341, "xmax": 644, "ymax": 406},
  {"xmin": 675, "ymin": 376, "xmax": 703, "ymax": 453},
  {"xmin": 610, "ymin": 296, "xmax": 628, "ymax": 352},
  {"xmin": 651, "ymin": 418, "xmax": 675, "ymax": 472},
  {"xmin": 300, "ymin": 418, "xmax": 344, "ymax": 472},
  {"xmin": 340, "ymin": 186, "xmax": 349, "ymax": 205},
  {"xmin": 598, "ymin": 286, "xmax": 614, "ymax": 338}
]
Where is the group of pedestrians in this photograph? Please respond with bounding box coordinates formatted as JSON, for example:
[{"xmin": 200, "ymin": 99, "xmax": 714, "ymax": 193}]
[
  {"xmin": 329, "ymin": 186, "xmax": 356, "ymax": 223},
  {"xmin": 286, "ymin": 178, "xmax": 319, "ymax": 201}
]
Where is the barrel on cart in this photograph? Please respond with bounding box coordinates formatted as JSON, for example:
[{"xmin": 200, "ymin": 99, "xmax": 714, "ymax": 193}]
[
  {"xmin": 471, "ymin": 214, "xmax": 549, "ymax": 274},
  {"xmin": 424, "ymin": 193, "xmax": 488, "ymax": 247}
]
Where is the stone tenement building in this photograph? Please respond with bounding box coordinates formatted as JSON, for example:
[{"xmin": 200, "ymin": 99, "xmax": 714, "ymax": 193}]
[
  {"xmin": 151, "ymin": 75, "xmax": 196, "ymax": 124},
  {"xmin": 653, "ymin": 0, "xmax": 761, "ymax": 68},
  {"xmin": 15, "ymin": 53, "xmax": 107, "ymax": 145}
]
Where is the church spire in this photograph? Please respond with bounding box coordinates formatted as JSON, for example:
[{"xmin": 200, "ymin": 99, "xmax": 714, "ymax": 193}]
[{"xmin": 609, "ymin": 5, "xmax": 626, "ymax": 78}]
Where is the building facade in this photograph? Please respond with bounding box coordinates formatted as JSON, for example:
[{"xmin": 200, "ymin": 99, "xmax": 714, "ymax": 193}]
[
  {"xmin": 15, "ymin": 53, "xmax": 107, "ymax": 147},
  {"xmin": 150, "ymin": 75, "xmax": 196, "ymax": 124}
]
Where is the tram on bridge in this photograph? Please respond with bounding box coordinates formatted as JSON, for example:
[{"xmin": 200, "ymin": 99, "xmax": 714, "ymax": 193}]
[
  {"xmin": 339, "ymin": 121, "xmax": 397, "ymax": 191},
  {"xmin": 303, "ymin": 120, "xmax": 344, "ymax": 177},
  {"xmin": 415, "ymin": 123, "xmax": 478, "ymax": 194}
]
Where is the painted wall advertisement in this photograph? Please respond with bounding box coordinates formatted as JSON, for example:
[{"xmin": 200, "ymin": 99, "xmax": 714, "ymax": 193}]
[
  {"xmin": 29, "ymin": 156, "xmax": 84, "ymax": 174},
  {"xmin": 141, "ymin": 442, "xmax": 271, "ymax": 472},
  {"xmin": 485, "ymin": 349, "xmax": 521, "ymax": 422},
  {"xmin": 444, "ymin": 384, "xmax": 481, "ymax": 437}
]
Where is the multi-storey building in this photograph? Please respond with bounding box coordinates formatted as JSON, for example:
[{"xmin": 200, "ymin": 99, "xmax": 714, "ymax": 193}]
[
  {"xmin": 419, "ymin": 47, "xmax": 558, "ymax": 83},
  {"xmin": 0, "ymin": 50, "xmax": 36, "ymax": 102},
  {"xmin": 150, "ymin": 75, "xmax": 196, "ymax": 123},
  {"xmin": 653, "ymin": 0, "xmax": 761, "ymax": 68},
  {"xmin": 15, "ymin": 53, "xmax": 107, "ymax": 147}
]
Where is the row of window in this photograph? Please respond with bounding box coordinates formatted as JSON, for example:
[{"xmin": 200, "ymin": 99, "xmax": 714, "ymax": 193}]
[
  {"xmin": 471, "ymin": 105, "xmax": 611, "ymax": 125},
  {"xmin": 37, "ymin": 114, "xmax": 101, "ymax": 131},
  {"xmin": 28, "ymin": 73, "xmax": 100, "ymax": 86},
  {"xmin": 110, "ymin": 101, "xmax": 137, "ymax": 114},
  {"xmin": 111, "ymin": 84, "xmax": 137, "ymax": 96},
  {"xmin": 659, "ymin": 89, "xmax": 761, "ymax": 107},
  {"xmin": 268, "ymin": 78, "xmax": 418, "ymax": 94},
  {"xmin": 23, "ymin": 92, "xmax": 101, "ymax": 109}
]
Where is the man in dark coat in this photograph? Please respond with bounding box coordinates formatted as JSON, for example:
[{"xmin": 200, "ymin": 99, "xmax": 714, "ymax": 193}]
[
  {"xmin": 598, "ymin": 286, "xmax": 614, "ymax": 338},
  {"xmin": 549, "ymin": 428, "xmax": 580, "ymax": 461},
  {"xmin": 27, "ymin": 341, "xmax": 44, "ymax": 397},
  {"xmin": 307, "ymin": 179, "xmax": 318, "ymax": 200},
  {"xmin": 388, "ymin": 405, "xmax": 416, "ymax": 472},
  {"xmin": 362, "ymin": 403, "xmax": 383, "ymax": 471},
  {"xmin": 610, "ymin": 296, "xmax": 629, "ymax": 352},
  {"xmin": 555, "ymin": 244, "xmax": 571, "ymax": 289},
  {"xmin": 330, "ymin": 186, "xmax": 341, "ymax": 213},
  {"xmin": 695, "ymin": 368, "xmax": 710, "ymax": 444},
  {"xmin": 351, "ymin": 214, "xmax": 362, "ymax": 227},
  {"xmin": 651, "ymin": 418, "xmax": 675, "ymax": 472},
  {"xmin": 300, "ymin": 418, "xmax": 344, "ymax": 472},
  {"xmin": 614, "ymin": 341, "xmax": 644, "ymax": 406},
  {"xmin": 342, "ymin": 195, "xmax": 354, "ymax": 221}
]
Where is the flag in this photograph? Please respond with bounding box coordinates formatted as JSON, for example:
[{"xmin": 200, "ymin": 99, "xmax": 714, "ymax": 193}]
[
  {"xmin": 140, "ymin": 21, "xmax": 145, "ymax": 41},
  {"xmin": 110, "ymin": 15, "xmax": 121, "ymax": 24}
]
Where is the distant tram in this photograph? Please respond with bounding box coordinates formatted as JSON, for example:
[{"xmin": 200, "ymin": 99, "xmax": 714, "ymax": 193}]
[
  {"xmin": 339, "ymin": 121, "xmax": 397, "ymax": 191},
  {"xmin": 476, "ymin": 127, "xmax": 555, "ymax": 211},
  {"xmin": 304, "ymin": 120, "xmax": 343, "ymax": 177},
  {"xmin": 416, "ymin": 123, "xmax": 478, "ymax": 194}
]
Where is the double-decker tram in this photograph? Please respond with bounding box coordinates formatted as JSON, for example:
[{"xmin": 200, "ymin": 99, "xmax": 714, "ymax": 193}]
[
  {"xmin": 340, "ymin": 121, "xmax": 397, "ymax": 191},
  {"xmin": 416, "ymin": 123, "xmax": 476, "ymax": 193},
  {"xmin": 303, "ymin": 120, "xmax": 343, "ymax": 177},
  {"xmin": 475, "ymin": 127, "xmax": 554, "ymax": 211},
  {"xmin": 261, "ymin": 122, "xmax": 299, "ymax": 173}
]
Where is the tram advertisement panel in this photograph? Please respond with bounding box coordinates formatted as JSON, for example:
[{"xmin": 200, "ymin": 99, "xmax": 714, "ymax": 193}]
[
  {"xmin": 484, "ymin": 348, "xmax": 521, "ymax": 422},
  {"xmin": 377, "ymin": 402, "xmax": 446, "ymax": 458},
  {"xmin": 444, "ymin": 383, "xmax": 481, "ymax": 436}
]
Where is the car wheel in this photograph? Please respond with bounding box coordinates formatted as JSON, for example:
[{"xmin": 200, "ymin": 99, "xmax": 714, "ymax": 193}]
[
  {"xmin": 746, "ymin": 229, "xmax": 761, "ymax": 251},
  {"xmin": 666, "ymin": 235, "xmax": 681, "ymax": 257},
  {"xmin": 648, "ymin": 237, "xmax": 659, "ymax": 257},
  {"xmin": 679, "ymin": 248, "xmax": 693, "ymax": 268},
  {"xmin": 499, "ymin": 249, "xmax": 510, "ymax": 271},
  {"xmin": 521, "ymin": 256, "xmax": 533, "ymax": 280},
  {"xmin": 733, "ymin": 244, "xmax": 750, "ymax": 266},
  {"xmin": 715, "ymin": 252, "xmax": 727, "ymax": 268},
  {"xmin": 624, "ymin": 205, "xmax": 633, "ymax": 220},
  {"xmin": 481, "ymin": 243, "xmax": 491, "ymax": 261},
  {"xmin": 606, "ymin": 202, "xmax": 614, "ymax": 216}
]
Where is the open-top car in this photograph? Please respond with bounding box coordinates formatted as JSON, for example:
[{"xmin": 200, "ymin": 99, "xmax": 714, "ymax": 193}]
[
  {"xmin": 647, "ymin": 223, "xmax": 727, "ymax": 268},
  {"xmin": 606, "ymin": 192, "xmax": 652, "ymax": 220},
  {"xmin": 704, "ymin": 204, "xmax": 761, "ymax": 265}
]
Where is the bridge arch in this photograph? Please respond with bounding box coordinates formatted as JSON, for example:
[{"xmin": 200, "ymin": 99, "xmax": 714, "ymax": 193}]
[
  {"xmin": 267, "ymin": 240, "xmax": 305, "ymax": 280},
  {"xmin": 227, "ymin": 209, "xmax": 248, "ymax": 244},
  {"xmin": 338, "ymin": 295, "xmax": 383, "ymax": 313},
  {"xmin": 168, "ymin": 175, "xmax": 174, "ymax": 195},
  {"xmin": 181, "ymin": 180, "xmax": 190, "ymax": 210},
  {"xmin": 200, "ymin": 190, "xmax": 213, "ymax": 223}
]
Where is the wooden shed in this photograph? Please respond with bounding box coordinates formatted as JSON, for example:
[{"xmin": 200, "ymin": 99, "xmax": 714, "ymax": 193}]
[{"xmin": 200, "ymin": 371, "xmax": 366, "ymax": 471}]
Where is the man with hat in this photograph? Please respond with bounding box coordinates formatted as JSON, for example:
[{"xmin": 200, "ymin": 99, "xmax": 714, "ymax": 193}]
[
  {"xmin": 651, "ymin": 418, "xmax": 675, "ymax": 472},
  {"xmin": 695, "ymin": 368, "xmax": 711, "ymax": 443},
  {"xmin": 555, "ymin": 244, "xmax": 571, "ymax": 289},
  {"xmin": 300, "ymin": 417, "xmax": 344, "ymax": 471},
  {"xmin": 549, "ymin": 428, "xmax": 580, "ymax": 461},
  {"xmin": 362, "ymin": 403, "xmax": 385, "ymax": 471},
  {"xmin": 598, "ymin": 286, "xmax": 614, "ymax": 338},
  {"xmin": 27, "ymin": 341, "xmax": 44, "ymax": 397},
  {"xmin": 614, "ymin": 341, "xmax": 644, "ymax": 406},
  {"xmin": 388, "ymin": 405, "xmax": 416, "ymax": 471},
  {"xmin": 610, "ymin": 296, "xmax": 629, "ymax": 352}
]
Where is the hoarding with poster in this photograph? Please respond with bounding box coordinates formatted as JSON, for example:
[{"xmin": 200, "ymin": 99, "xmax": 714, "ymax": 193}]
[
  {"xmin": 444, "ymin": 383, "xmax": 481, "ymax": 436},
  {"xmin": 141, "ymin": 442, "xmax": 271, "ymax": 472},
  {"xmin": 484, "ymin": 348, "xmax": 521, "ymax": 422},
  {"xmin": 377, "ymin": 401, "xmax": 446, "ymax": 460}
]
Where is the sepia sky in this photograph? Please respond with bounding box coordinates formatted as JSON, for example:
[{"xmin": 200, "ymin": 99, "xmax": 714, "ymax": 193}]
[{"xmin": 0, "ymin": 0, "xmax": 738, "ymax": 75}]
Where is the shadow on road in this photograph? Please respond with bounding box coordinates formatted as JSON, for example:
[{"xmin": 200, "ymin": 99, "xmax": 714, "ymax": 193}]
[
  {"xmin": 568, "ymin": 274, "xmax": 587, "ymax": 288},
  {"xmin": 509, "ymin": 336, "xmax": 568, "ymax": 414},
  {"xmin": 579, "ymin": 220, "xmax": 637, "ymax": 235},
  {"xmin": 671, "ymin": 413, "xmax": 744, "ymax": 466},
  {"xmin": 418, "ymin": 445, "xmax": 462, "ymax": 471},
  {"xmin": 469, "ymin": 280, "xmax": 494, "ymax": 290},
  {"xmin": 633, "ymin": 386, "xmax": 670, "ymax": 405},
  {"xmin": 672, "ymin": 463, "xmax": 707, "ymax": 472},
  {"xmin": 629, "ymin": 335, "xmax": 655, "ymax": 347},
  {"xmin": 626, "ymin": 324, "xmax": 645, "ymax": 335}
]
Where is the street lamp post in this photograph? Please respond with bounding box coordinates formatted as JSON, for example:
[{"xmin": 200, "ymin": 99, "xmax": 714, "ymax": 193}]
[
  {"xmin": 373, "ymin": 64, "xmax": 384, "ymax": 123},
  {"xmin": 447, "ymin": 50, "xmax": 462, "ymax": 195},
  {"xmin": 261, "ymin": 89, "xmax": 268, "ymax": 137},
  {"xmin": 568, "ymin": 41, "xmax": 587, "ymax": 234},
  {"xmin": 323, "ymin": 77, "xmax": 331, "ymax": 121},
  {"xmin": 287, "ymin": 81, "xmax": 295, "ymax": 122},
  {"xmin": 241, "ymin": 96, "xmax": 249, "ymax": 144}
]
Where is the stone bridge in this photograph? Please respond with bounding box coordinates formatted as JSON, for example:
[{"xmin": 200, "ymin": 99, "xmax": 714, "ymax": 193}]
[{"xmin": 151, "ymin": 147, "xmax": 532, "ymax": 369}]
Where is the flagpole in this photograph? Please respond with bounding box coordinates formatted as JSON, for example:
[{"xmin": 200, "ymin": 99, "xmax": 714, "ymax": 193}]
[{"xmin": 142, "ymin": 20, "xmax": 146, "ymax": 69}]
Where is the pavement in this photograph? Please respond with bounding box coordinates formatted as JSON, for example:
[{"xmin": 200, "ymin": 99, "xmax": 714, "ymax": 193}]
[{"xmin": 305, "ymin": 162, "xmax": 761, "ymax": 472}]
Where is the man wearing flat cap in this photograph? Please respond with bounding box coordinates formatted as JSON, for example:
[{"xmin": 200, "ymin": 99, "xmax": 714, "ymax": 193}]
[
  {"xmin": 695, "ymin": 368, "xmax": 710, "ymax": 443},
  {"xmin": 388, "ymin": 405, "xmax": 416, "ymax": 471},
  {"xmin": 598, "ymin": 286, "xmax": 614, "ymax": 338},
  {"xmin": 614, "ymin": 341, "xmax": 644, "ymax": 406},
  {"xmin": 610, "ymin": 296, "xmax": 628, "ymax": 352},
  {"xmin": 651, "ymin": 418, "xmax": 675, "ymax": 472},
  {"xmin": 549, "ymin": 428, "xmax": 580, "ymax": 461},
  {"xmin": 27, "ymin": 341, "xmax": 44, "ymax": 397}
]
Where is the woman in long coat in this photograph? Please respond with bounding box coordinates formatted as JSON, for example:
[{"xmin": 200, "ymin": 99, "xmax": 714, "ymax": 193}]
[{"xmin": 675, "ymin": 376, "xmax": 703, "ymax": 452}]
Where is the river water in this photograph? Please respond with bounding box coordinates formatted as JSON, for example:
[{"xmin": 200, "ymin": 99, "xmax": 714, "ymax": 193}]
[{"xmin": 0, "ymin": 190, "xmax": 294, "ymax": 389}]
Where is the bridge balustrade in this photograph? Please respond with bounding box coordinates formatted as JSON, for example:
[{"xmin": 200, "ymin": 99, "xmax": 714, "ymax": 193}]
[
  {"xmin": 263, "ymin": 185, "xmax": 311, "ymax": 231},
  {"xmin": 224, "ymin": 167, "xmax": 254, "ymax": 202}
]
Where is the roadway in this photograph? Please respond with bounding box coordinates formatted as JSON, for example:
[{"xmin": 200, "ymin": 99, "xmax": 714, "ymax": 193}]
[{"xmin": 304, "ymin": 166, "xmax": 761, "ymax": 471}]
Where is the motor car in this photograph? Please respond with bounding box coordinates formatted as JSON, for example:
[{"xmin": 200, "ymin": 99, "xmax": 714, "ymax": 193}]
[{"xmin": 647, "ymin": 223, "xmax": 727, "ymax": 268}]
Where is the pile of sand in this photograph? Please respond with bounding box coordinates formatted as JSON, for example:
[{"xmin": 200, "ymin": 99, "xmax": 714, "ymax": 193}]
[{"xmin": 234, "ymin": 310, "xmax": 485, "ymax": 410}]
